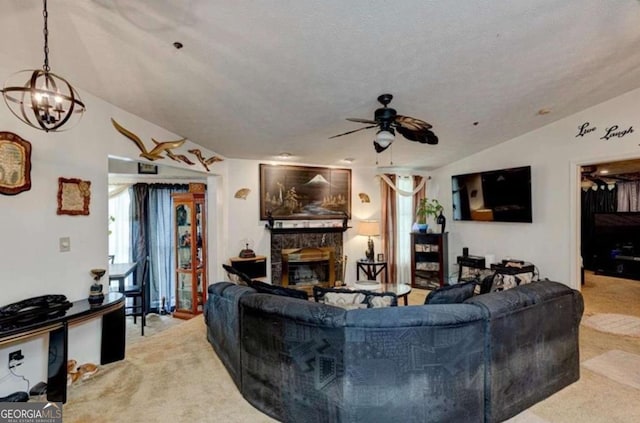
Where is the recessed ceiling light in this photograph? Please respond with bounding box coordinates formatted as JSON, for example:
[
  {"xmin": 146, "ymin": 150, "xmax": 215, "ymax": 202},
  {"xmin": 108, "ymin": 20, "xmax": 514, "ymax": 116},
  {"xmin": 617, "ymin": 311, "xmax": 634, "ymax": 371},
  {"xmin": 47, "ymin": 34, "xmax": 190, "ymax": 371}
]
[
  {"xmin": 599, "ymin": 169, "xmax": 609, "ymax": 174},
  {"xmin": 473, "ymin": 121, "xmax": 479, "ymax": 126},
  {"xmin": 537, "ymin": 108, "xmax": 551, "ymax": 115},
  {"xmin": 173, "ymin": 41, "xmax": 183, "ymax": 49},
  {"xmin": 277, "ymin": 152, "xmax": 292, "ymax": 159},
  {"xmin": 343, "ymin": 158, "xmax": 355, "ymax": 163}
]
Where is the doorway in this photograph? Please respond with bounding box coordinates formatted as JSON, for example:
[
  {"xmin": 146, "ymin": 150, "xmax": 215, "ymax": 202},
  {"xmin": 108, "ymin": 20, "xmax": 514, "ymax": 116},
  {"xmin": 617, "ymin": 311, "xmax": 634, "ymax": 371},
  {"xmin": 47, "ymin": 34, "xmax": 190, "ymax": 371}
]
[
  {"xmin": 108, "ymin": 157, "xmax": 208, "ymax": 314},
  {"xmin": 578, "ymin": 158, "xmax": 640, "ymax": 313}
]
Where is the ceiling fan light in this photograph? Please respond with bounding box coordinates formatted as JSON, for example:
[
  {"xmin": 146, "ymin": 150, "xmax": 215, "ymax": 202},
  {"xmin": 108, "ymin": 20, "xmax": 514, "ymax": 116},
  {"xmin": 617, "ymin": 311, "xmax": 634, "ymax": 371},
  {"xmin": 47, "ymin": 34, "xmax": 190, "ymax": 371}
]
[{"xmin": 375, "ymin": 130, "xmax": 395, "ymax": 148}]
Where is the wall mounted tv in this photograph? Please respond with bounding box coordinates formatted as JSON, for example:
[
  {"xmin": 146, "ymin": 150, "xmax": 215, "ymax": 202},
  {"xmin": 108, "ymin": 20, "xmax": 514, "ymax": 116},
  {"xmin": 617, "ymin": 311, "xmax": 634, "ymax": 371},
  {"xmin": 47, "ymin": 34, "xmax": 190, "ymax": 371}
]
[{"xmin": 452, "ymin": 165, "xmax": 532, "ymax": 223}]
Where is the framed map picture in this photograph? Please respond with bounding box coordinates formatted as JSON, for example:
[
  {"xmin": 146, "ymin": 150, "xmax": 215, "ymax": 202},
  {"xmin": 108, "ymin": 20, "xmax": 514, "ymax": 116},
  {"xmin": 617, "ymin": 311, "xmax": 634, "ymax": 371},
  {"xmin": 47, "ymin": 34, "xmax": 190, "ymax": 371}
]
[{"xmin": 259, "ymin": 164, "xmax": 351, "ymax": 220}]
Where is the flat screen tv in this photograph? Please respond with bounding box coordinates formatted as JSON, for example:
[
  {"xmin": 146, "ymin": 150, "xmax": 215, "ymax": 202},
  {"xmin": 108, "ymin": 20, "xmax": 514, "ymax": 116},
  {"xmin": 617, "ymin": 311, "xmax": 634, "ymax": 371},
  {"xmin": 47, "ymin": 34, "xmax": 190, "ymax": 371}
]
[{"xmin": 452, "ymin": 165, "xmax": 532, "ymax": 223}]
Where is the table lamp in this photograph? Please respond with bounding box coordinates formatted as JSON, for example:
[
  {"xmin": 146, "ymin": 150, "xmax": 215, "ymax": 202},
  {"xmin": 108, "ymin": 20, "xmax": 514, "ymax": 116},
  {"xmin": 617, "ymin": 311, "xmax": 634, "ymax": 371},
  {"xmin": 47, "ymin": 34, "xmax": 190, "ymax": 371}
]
[{"xmin": 358, "ymin": 220, "xmax": 380, "ymax": 261}]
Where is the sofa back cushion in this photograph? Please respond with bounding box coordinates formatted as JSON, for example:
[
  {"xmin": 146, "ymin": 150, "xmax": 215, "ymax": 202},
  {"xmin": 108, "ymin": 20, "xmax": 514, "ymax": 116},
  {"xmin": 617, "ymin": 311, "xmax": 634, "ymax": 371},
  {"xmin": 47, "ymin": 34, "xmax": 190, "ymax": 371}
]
[
  {"xmin": 313, "ymin": 286, "xmax": 397, "ymax": 309},
  {"xmin": 249, "ymin": 280, "xmax": 309, "ymax": 300},
  {"xmin": 424, "ymin": 280, "xmax": 477, "ymax": 305}
]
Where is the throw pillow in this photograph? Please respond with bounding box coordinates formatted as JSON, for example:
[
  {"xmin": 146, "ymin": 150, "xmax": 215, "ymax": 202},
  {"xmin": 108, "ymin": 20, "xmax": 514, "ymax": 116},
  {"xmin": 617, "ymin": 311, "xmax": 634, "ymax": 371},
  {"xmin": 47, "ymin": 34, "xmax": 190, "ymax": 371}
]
[
  {"xmin": 424, "ymin": 280, "xmax": 477, "ymax": 305},
  {"xmin": 313, "ymin": 286, "xmax": 397, "ymax": 309},
  {"xmin": 249, "ymin": 280, "xmax": 309, "ymax": 300},
  {"xmin": 322, "ymin": 292, "xmax": 368, "ymax": 310},
  {"xmin": 367, "ymin": 293, "xmax": 397, "ymax": 308}
]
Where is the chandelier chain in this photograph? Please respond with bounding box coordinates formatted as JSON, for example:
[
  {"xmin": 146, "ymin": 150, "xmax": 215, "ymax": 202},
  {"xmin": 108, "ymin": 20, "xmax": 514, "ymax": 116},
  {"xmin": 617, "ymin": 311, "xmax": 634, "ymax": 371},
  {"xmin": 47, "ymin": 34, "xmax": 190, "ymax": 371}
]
[{"xmin": 42, "ymin": 0, "xmax": 50, "ymax": 72}]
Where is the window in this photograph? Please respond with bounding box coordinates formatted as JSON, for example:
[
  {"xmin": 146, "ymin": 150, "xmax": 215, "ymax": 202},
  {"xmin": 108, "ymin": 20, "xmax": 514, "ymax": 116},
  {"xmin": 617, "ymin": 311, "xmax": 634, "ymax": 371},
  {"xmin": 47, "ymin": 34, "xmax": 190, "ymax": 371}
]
[{"xmin": 108, "ymin": 186, "xmax": 131, "ymax": 264}]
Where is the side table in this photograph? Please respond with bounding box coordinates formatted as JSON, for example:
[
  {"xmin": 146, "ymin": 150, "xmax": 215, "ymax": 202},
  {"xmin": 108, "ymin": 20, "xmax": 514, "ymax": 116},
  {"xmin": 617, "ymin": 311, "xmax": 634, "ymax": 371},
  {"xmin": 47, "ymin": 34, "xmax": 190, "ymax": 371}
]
[{"xmin": 356, "ymin": 259, "xmax": 388, "ymax": 283}]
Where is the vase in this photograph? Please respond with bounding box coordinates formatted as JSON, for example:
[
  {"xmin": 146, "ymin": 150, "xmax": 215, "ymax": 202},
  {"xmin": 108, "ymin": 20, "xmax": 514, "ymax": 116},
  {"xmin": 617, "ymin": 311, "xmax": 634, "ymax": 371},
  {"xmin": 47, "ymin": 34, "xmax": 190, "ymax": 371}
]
[{"xmin": 417, "ymin": 223, "xmax": 428, "ymax": 233}]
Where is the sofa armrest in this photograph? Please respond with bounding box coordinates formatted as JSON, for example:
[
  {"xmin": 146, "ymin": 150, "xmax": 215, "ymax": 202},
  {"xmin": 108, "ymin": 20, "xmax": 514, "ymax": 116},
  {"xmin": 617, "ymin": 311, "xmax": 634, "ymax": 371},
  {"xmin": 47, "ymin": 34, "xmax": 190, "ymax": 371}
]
[
  {"xmin": 204, "ymin": 282, "xmax": 256, "ymax": 389},
  {"xmin": 465, "ymin": 280, "xmax": 584, "ymax": 423}
]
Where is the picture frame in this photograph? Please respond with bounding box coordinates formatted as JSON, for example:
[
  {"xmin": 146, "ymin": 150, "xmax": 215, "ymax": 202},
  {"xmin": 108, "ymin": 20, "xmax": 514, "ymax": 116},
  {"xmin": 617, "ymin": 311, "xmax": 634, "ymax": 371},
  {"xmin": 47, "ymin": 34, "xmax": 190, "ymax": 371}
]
[
  {"xmin": 57, "ymin": 177, "xmax": 91, "ymax": 216},
  {"xmin": 259, "ymin": 164, "xmax": 351, "ymax": 220},
  {"xmin": 0, "ymin": 132, "xmax": 32, "ymax": 196},
  {"xmin": 137, "ymin": 162, "xmax": 158, "ymax": 175},
  {"xmin": 377, "ymin": 253, "xmax": 385, "ymax": 262}
]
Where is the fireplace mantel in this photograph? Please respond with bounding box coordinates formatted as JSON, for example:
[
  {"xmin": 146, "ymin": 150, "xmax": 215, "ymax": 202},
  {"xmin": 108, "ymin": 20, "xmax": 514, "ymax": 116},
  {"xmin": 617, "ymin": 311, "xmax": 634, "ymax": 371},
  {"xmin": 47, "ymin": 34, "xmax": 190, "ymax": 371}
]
[{"xmin": 264, "ymin": 223, "xmax": 351, "ymax": 234}]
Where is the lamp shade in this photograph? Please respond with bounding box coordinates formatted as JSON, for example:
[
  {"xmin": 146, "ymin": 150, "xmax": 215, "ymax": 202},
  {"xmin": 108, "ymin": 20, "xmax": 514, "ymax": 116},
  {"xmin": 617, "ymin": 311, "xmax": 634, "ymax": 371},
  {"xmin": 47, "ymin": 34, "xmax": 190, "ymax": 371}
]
[
  {"xmin": 375, "ymin": 130, "xmax": 394, "ymax": 148},
  {"xmin": 358, "ymin": 220, "xmax": 380, "ymax": 237}
]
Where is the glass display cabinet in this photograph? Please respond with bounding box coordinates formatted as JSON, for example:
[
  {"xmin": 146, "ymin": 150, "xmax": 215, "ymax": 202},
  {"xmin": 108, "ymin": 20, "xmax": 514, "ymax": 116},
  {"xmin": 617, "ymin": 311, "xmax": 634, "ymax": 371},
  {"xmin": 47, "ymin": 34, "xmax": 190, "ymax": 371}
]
[{"xmin": 172, "ymin": 189, "xmax": 207, "ymax": 319}]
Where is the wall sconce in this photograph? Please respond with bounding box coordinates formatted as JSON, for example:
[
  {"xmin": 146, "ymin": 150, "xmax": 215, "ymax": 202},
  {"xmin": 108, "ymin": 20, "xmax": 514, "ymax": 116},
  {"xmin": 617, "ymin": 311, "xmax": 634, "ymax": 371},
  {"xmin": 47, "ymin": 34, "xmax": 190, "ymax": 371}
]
[
  {"xmin": 234, "ymin": 188, "xmax": 251, "ymax": 199},
  {"xmin": 358, "ymin": 193, "xmax": 370, "ymax": 203}
]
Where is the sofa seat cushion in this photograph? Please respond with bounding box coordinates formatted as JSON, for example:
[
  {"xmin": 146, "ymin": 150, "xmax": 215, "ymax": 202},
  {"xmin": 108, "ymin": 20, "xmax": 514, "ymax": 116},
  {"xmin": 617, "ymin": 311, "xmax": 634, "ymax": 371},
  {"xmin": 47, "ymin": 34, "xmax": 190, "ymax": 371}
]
[
  {"xmin": 249, "ymin": 280, "xmax": 309, "ymax": 300},
  {"xmin": 313, "ymin": 286, "xmax": 398, "ymax": 309},
  {"xmin": 424, "ymin": 280, "xmax": 477, "ymax": 305}
]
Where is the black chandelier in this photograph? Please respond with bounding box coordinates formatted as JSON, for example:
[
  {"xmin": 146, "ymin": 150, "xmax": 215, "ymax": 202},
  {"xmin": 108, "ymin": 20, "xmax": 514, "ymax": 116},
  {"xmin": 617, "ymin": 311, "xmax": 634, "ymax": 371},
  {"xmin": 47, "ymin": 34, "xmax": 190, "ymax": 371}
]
[{"xmin": 1, "ymin": 0, "xmax": 86, "ymax": 132}]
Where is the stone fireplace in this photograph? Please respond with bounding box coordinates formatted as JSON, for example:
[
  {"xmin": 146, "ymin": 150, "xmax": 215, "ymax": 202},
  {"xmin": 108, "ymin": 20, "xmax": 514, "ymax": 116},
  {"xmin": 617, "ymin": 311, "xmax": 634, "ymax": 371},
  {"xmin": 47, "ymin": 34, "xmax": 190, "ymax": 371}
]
[{"xmin": 270, "ymin": 230, "xmax": 344, "ymax": 286}]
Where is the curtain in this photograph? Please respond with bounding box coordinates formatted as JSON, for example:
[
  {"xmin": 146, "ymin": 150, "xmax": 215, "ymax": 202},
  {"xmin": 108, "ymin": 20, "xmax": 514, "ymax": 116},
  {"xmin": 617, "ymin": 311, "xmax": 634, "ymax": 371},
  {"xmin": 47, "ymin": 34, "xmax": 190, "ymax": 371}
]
[
  {"xmin": 396, "ymin": 177, "xmax": 414, "ymax": 285},
  {"xmin": 581, "ymin": 185, "xmax": 617, "ymax": 269},
  {"xmin": 131, "ymin": 183, "xmax": 190, "ymax": 313},
  {"xmin": 130, "ymin": 183, "xmax": 150, "ymax": 271},
  {"xmin": 378, "ymin": 174, "xmax": 429, "ymax": 285},
  {"xmin": 617, "ymin": 181, "xmax": 640, "ymax": 212},
  {"xmin": 148, "ymin": 184, "xmax": 188, "ymax": 312},
  {"xmin": 412, "ymin": 175, "xmax": 426, "ymax": 219},
  {"xmin": 380, "ymin": 174, "xmax": 398, "ymax": 283}
]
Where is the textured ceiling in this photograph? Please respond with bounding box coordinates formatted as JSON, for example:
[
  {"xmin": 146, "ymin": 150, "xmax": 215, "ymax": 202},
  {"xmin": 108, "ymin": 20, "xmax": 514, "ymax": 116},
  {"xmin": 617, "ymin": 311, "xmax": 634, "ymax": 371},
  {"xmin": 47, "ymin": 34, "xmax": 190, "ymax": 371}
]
[{"xmin": 2, "ymin": 1, "xmax": 640, "ymax": 169}]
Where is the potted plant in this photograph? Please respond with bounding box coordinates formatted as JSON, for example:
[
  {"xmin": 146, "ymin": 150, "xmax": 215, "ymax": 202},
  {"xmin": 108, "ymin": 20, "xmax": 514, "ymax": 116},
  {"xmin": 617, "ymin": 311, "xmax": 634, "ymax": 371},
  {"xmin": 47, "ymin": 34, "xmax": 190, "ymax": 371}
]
[{"xmin": 415, "ymin": 198, "xmax": 443, "ymax": 232}]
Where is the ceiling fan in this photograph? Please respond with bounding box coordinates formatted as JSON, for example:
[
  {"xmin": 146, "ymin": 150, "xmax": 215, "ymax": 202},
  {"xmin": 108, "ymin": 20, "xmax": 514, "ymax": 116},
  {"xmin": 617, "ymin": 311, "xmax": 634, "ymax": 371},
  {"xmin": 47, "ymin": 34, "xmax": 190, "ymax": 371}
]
[{"xmin": 329, "ymin": 93, "xmax": 438, "ymax": 153}]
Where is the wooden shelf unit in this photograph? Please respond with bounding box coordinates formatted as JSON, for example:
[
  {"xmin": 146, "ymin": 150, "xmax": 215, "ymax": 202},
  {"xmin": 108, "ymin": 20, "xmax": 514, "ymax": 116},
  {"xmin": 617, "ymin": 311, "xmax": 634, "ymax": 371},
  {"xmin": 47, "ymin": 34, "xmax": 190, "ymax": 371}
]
[{"xmin": 410, "ymin": 232, "xmax": 448, "ymax": 289}]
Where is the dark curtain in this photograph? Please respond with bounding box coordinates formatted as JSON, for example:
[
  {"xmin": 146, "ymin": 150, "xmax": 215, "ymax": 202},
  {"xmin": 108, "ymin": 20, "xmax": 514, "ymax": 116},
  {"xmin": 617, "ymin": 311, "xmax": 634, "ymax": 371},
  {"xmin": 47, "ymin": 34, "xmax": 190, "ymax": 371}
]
[
  {"xmin": 581, "ymin": 186, "xmax": 617, "ymax": 269},
  {"xmin": 130, "ymin": 183, "xmax": 189, "ymax": 313}
]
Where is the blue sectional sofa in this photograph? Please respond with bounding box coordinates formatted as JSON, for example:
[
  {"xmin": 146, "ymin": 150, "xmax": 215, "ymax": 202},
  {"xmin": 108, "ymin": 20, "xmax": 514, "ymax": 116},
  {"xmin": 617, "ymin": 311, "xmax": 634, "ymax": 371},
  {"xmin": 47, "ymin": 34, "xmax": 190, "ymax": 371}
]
[{"xmin": 204, "ymin": 280, "xmax": 583, "ymax": 423}]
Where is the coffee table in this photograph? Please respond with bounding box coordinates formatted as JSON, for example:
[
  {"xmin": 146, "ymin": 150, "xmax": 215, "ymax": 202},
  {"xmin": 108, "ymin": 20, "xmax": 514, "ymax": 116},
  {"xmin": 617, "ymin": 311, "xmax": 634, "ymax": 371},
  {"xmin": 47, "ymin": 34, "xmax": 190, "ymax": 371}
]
[{"xmin": 349, "ymin": 281, "xmax": 412, "ymax": 306}]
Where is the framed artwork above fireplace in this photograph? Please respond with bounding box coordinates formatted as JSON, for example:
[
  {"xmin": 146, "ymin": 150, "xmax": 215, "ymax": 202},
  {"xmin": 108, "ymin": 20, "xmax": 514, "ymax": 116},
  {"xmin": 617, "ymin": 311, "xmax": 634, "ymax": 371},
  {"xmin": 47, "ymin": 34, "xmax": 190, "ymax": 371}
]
[{"xmin": 259, "ymin": 164, "xmax": 351, "ymax": 220}]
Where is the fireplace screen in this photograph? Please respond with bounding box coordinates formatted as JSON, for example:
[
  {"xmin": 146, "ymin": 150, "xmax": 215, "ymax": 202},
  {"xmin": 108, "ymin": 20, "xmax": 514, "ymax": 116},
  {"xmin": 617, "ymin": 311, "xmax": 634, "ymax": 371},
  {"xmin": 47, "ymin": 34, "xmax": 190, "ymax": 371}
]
[{"xmin": 282, "ymin": 247, "xmax": 335, "ymax": 293}]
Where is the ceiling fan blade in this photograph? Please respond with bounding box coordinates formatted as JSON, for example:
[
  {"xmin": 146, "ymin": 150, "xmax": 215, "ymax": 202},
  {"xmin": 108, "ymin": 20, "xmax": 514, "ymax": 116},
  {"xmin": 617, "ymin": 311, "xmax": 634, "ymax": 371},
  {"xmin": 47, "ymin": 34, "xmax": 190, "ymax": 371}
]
[
  {"xmin": 346, "ymin": 117, "xmax": 378, "ymax": 124},
  {"xmin": 394, "ymin": 115, "xmax": 432, "ymax": 131},
  {"xmin": 329, "ymin": 124, "xmax": 377, "ymax": 139},
  {"xmin": 373, "ymin": 139, "xmax": 392, "ymax": 153},
  {"xmin": 394, "ymin": 115, "xmax": 438, "ymax": 145},
  {"xmin": 396, "ymin": 126, "xmax": 439, "ymax": 145}
]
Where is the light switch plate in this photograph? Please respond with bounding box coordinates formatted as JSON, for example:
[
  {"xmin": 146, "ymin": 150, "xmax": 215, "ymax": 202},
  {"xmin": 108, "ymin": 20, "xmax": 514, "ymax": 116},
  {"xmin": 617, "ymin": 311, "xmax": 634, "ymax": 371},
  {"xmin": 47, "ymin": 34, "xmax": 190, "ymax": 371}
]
[{"xmin": 59, "ymin": 237, "xmax": 70, "ymax": 252}]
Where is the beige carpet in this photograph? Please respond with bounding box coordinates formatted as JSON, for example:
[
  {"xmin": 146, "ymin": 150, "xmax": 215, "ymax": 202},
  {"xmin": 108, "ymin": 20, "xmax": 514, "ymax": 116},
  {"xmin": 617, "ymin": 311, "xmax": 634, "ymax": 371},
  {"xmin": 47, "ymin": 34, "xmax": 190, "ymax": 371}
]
[
  {"xmin": 62, "ymin": 274, "xmax": 640, "ymax": 422},
  {"xmin": 582, "ymin": 349, "xmax": 640, "ymax": 390},
  {"xmin": 582, "ymin": 313, "xmax": 640, "ymax": 337},
  {"xmin": 64, "ymin": 316, "xmax": 276, "ymax": 423}
]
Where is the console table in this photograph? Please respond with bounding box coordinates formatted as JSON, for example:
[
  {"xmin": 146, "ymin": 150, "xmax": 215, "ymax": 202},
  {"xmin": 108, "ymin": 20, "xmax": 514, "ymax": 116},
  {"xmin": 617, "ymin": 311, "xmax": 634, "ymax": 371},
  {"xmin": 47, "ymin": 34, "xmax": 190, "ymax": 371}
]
[{"xmin": 0, "ymin": 293, "xmax": 125, "ymax": 403}]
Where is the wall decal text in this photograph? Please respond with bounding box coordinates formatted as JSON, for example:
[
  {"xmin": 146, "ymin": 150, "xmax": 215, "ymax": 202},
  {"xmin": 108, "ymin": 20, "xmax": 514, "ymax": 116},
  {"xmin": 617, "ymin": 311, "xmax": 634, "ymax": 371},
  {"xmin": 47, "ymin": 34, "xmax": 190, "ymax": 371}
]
[
  {"xmin": 600, "ymin": 125, "xmax": 633, "ymax": 140},
  {"xmin": 575, "ymin": 122, "xmax": 596, "ymax": 137}
]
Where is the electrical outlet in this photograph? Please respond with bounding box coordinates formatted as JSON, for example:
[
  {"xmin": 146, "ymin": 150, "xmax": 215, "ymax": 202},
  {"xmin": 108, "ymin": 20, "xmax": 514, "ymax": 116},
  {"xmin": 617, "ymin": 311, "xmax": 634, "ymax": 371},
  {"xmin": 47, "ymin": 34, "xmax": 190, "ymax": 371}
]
[{"xmin": 8, "ymin": 349, "xmax": 24, "ymax": 368}]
